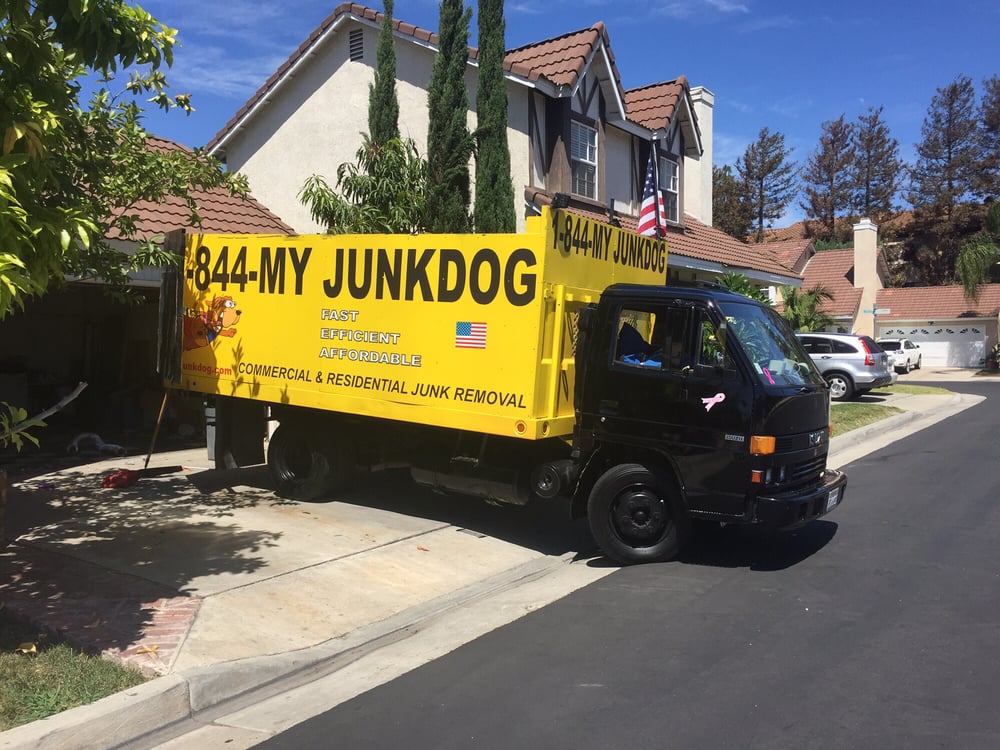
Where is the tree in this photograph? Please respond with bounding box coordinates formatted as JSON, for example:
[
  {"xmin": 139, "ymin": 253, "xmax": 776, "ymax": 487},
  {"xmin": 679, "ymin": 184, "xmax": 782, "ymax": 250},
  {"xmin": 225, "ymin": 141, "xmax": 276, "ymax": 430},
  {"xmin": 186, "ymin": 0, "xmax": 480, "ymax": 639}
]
[
  {"xmin": 426, "ymin": 0, "xmax": 474, "ymax": 233},
  {"xmin": 712, "ymin": 165, "xmax": 752, "ymax": 241},
  {"xmin": 299, "ymin": 135, "xmax": 427, "ymax": 233},
  {"xmin": 850, "ymin": 105, "xmax": 903, "ymax": 223},
  {"xmin": 976, "ymin": 76, "xmax": 1000, "ymax": 200},
  {"xmin": 716, "ymin": 271, "xmax": 770, "ymax": 303},
  {"xmin": 956, "ymin": 201, "xmax": 1000, "ymax": 299},
  {"xmin": 736, "ymin": 127, "xmax": 797, "ymax": 243},
  {"xmin": 800, "ymin": 114, "xmax": 856, "ymax": 242},
  {"xmin": 780, "ymin": 285, "xmax": 835, "ymax": 332},
  {"xmin": 473, "ymin": 0, "xmax": 516, "ymax": 233},
  {"xmin": 0, "ymin": 0, "xmax": 247, "ymax": 320},
  {"xmin": 368, "ymin": 0, "xmax": 400, "ymax": 145},
  {"xmin": 908, "ymin": 75, "xmax": 980, "ymax": 221}
]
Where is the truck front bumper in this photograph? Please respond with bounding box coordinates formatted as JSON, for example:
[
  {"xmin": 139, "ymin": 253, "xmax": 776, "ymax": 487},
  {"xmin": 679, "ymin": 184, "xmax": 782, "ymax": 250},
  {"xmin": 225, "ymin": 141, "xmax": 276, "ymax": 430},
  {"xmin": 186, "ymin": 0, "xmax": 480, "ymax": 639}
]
[{"xmin": 754, "ymin": 469, "xmax": 847, "ymax": 529}]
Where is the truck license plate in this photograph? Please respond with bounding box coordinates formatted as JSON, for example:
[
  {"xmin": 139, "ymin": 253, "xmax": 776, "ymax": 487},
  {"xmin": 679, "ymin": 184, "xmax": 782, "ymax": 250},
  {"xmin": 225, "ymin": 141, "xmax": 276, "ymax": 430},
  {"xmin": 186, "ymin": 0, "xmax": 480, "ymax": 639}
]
[{"xmin": 825, "ymin": 487, "xmax": 841, "ymax": 512}]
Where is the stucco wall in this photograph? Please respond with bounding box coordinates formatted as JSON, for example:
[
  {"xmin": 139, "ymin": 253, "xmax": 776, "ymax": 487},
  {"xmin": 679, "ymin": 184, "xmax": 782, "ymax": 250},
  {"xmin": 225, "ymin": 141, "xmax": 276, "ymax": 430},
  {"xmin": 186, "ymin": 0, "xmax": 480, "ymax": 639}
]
[{"xmin": 222, "ymin": 20, "xmax": 531, "ymax": 233}]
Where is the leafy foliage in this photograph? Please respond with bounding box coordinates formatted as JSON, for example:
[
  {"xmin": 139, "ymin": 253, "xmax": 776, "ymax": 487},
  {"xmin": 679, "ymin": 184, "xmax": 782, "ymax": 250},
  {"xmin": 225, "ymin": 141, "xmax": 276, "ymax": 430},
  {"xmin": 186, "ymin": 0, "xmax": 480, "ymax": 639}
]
[
  {"xmin": 736, "ymin": 127, "xmax": 797, "ymax": 243},
  {"xmin": 0, "ymin": 0, "xmax": 248, "ymax": 319},
  {"xmin": 299, "ymin": 135, "xmax": 427, "ymax": 234},
  {"xmin": 780, "ymin": 284, "xmax": 835, "ymax": 332},
  {"xmin": 716, "ymin": 271, "xmax": 771, "ymax": 303},
  {"xmin": 956, "ymin": 201, "xmax": 1000, "ymax": 299},
  {"xmin": 425, "ymin": 0, "xmax": 473, "ymax": 233},
  {"xmin": 473, "ymin": 0, "xmax": 516, "ymax": 233},
  {"xmin": 800, "ymin": 114, "xmax": 856, "ymax": 242},
  {"xmin": 0, "ymin": 403, "xmax": 43, "ymax": 452}
]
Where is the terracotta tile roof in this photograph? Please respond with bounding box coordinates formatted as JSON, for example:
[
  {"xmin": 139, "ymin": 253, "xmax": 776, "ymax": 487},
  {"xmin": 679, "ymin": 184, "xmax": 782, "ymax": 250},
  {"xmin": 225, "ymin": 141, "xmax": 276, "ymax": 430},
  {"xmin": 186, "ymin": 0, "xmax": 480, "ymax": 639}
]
[
  {"xmin": 875, "ymin": 284, "xmax": 1000, "ymax": 321},
  {"xmin": 108, "ymin": 136, "xmax": 293, "ymax": 240},
  {"xmin": 762, "ymin": 211, "xmax": 915, "ymax": 242},
  {"xmin": 541, "ymin": 196, "xmax": 799, "ymax": 281},
  {"xmin": 757, "ymin": 238, "xmax": 815, "ymax": 272},
  {"xmin": 623, "ymin": 78, "xmax": 688, "ymax": 131},
  {"xmin": 505, "ymin": 23, "xmax": 621, "ymax": 92},
  {"xmin": 799, "ymin": 248, "xmax": 862, "ymax": 317}
]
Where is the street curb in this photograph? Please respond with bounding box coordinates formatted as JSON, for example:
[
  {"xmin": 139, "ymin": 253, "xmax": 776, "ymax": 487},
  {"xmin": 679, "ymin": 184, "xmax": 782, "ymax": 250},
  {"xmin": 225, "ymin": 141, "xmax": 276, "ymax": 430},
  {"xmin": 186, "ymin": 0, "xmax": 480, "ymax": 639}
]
[{"xmin": 1, "ymin": 551, "xmax": 578, "ymax": 750}]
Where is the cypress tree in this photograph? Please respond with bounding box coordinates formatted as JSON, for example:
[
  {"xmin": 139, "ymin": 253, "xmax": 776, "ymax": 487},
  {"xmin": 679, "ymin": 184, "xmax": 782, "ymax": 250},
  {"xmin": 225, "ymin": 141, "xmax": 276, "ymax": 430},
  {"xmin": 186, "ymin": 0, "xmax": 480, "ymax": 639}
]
[
  {"xmin": 712, "ymin": 164, "xmax": 752, "ymax": 241},
  {"xmin": 799, "ymin": 114, "xmax": 856, "ymax": 242},
  {"xmin": 473, "ymin": 0, "xmax": 516, "ymax": 232},
  {"xmin": 735, "ymin": 127, "xmax": 797, "ymax": 243},
  {"xmin": 426, "ymin": 0, "xmax": 474, "ymax": 233},
  {"xmin": 908, "ymin": 75, "xmax": 979, "ymax": 222},
  {"xmin": 976, "ymin": 76, "xmax": 1000, "ymax": 200},
  {"xmin": 850, "ymin": 106, "xmax": 902, "ymax": 224},
  {"xmin": 369, "ymin": 0, "xmax": 400, "ymax": 144}
]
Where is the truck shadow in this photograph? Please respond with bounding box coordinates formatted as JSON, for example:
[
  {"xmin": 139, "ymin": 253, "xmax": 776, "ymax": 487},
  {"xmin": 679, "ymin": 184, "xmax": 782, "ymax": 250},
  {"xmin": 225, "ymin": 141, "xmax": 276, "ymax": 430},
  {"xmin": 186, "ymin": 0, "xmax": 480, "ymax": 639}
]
[{"xmin": 677, "ymin": 520, "xmax": 838, "ymax": 571}]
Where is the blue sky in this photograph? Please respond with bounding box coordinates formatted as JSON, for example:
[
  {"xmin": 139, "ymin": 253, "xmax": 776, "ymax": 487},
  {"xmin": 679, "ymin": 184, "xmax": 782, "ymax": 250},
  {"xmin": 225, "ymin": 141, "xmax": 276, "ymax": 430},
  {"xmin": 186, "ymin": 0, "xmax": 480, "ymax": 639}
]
[{"xmin": 130, "ymin": 0, "xmax": 998, "ymax": 221}]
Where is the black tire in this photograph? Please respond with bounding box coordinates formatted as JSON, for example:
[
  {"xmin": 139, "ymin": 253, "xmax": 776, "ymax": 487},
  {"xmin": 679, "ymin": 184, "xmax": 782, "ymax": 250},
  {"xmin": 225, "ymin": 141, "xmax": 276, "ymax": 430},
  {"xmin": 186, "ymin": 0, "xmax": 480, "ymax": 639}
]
[
  {"xmin": 825, "ymin": 372, "xmax": 854, "ymax": 401},
  {"xmin": 915, "ymin": 355, "xmax": 921, "ymax": 370},
  {"xmin": 903, "ymin": 359, "xmax": 911, "ymax": 374},
  {"xmin": 587, "ymin": 463, "xmax": 689, "ymax": 565},
  {"xmin": 267, "ymin": 424, "xmax": 352, "ymax": 501}
]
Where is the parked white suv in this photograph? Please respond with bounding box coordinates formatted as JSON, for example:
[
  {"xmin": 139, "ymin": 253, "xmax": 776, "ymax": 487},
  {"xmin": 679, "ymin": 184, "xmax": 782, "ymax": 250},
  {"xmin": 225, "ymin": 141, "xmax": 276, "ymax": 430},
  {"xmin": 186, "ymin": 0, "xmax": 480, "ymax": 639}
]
[
  {"xmin": 796, "ymin": 332, "xmax": 894, "ymax": 400},
  {"xmin": 877, "ymin": 338, "xmax": 922, "ymax": 373}
]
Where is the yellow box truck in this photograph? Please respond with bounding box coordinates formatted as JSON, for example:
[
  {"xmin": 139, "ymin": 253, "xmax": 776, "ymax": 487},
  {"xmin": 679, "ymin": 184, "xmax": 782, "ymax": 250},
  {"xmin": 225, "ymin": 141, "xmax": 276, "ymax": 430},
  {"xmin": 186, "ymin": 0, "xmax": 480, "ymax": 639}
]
[{"xmin": 160, "ymin": 207, "xmax": 845, "ymax": 564}]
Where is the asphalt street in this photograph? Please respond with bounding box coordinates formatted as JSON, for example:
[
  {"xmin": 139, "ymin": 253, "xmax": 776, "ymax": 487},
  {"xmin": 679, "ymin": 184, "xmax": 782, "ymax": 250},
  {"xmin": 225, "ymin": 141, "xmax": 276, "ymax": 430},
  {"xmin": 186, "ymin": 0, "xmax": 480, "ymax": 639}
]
[{"xmin": 255, "ymin": 378, "xmax": 1000, "ymax": 749}]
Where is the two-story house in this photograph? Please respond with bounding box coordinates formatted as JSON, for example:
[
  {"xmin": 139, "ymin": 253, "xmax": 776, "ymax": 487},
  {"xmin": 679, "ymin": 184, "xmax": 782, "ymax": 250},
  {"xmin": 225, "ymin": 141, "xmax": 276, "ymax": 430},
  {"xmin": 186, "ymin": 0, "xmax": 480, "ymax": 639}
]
[{"xmin": 207, "ymin": 3, "xmax": 801, "ymax": 291}]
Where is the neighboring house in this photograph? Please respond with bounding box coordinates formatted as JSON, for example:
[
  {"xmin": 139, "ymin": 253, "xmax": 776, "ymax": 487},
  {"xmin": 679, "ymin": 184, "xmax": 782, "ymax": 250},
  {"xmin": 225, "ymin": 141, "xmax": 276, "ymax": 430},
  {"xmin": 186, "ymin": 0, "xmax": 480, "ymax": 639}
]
[
  {"xmin": 767, "ymin": 218, "xmax": 1000, "ymax": 368},
  {"xmin": 207, "ymin": 3, "xmax": 801, "ymax": 290},
  {"xmin": 0, "ymin": 136, "xmax": 293, "ymax": 436}
]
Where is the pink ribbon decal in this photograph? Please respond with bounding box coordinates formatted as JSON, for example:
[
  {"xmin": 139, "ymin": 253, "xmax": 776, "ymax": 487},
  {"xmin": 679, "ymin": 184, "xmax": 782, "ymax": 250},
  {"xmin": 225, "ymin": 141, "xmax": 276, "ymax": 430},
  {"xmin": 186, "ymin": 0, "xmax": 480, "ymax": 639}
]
[{"xmin": 701, "ymin": 392, "xmax": 726, "ymax": 412}]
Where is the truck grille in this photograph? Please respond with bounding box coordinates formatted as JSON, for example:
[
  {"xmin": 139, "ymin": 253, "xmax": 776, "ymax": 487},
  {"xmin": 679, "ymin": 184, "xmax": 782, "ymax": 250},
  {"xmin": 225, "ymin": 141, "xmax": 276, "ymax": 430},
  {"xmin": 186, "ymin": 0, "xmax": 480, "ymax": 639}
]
[{"xmin": 787, "ymin": 455, "xmax": 826, "ymax": 484}]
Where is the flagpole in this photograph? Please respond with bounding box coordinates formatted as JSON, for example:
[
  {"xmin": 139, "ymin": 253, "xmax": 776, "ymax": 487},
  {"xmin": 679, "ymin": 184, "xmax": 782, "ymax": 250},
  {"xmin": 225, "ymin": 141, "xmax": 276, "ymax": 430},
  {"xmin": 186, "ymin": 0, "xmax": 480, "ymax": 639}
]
[{"xmin": 650, "ymin": 139, "xmax": 662, "ymax": 238}]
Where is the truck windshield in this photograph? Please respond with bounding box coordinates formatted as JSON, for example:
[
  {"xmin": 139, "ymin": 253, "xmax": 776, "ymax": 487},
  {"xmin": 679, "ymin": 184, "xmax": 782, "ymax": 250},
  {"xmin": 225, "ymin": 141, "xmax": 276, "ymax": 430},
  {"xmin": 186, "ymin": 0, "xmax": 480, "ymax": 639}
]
[{"xmin": 717, "ymin": 300, "xmax": 825, "ymax": 388}]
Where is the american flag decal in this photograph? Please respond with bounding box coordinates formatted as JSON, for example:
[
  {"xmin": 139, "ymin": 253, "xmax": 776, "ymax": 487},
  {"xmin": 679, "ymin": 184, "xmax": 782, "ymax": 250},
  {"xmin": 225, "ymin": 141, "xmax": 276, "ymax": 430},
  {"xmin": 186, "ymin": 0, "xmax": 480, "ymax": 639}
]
[{"xmin": 455, "ymin": 321, "xmax": 487, "ymax": 349}]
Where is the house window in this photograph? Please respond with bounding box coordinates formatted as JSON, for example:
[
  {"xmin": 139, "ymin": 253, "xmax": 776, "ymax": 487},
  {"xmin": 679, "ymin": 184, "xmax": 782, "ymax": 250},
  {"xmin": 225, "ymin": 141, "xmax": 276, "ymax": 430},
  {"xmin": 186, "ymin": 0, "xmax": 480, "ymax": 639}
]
[
  {"xmin": 349, "ymin": 29, "xmax": 364, "ymax": 61},
  {"xmin": 570, "ymin": 121, "xmax": 597, "ymax": 199},
  {"xmin": 658, "ymin": 156, "xmax": 679, "ymax": 223}
]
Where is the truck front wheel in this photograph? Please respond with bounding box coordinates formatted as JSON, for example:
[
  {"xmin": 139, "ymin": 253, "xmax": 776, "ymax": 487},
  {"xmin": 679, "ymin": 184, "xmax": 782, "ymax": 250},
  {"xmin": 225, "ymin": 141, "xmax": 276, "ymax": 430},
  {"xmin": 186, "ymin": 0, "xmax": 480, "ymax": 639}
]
[
  {"xmin": 587, "ymin": 463, "xmax": 689, "ymax": 565},
  {"xmin": 267, "ymin": 424, "xmax": 350, "ymax": 501}
]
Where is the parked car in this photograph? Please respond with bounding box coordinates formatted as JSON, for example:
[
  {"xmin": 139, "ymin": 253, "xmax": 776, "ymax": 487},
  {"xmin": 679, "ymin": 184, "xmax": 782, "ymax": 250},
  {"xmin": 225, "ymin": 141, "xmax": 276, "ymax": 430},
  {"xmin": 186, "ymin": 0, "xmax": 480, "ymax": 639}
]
[
  {"xmin": 795, "ymin": 332, "xmax": 894, "ymax": 401},
  {"xmin": 877, "ymin": 337, "xmax": 922, "ymax": 373}
]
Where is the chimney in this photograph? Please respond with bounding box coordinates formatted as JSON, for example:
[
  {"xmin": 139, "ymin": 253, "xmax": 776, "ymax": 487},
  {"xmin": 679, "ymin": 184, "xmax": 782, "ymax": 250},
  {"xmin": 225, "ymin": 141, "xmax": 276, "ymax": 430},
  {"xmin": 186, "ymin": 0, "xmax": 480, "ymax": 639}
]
[
  {"xmin": 686, "ymin": 86, "xmax": 714, "ymax": 226},
  {"xmin": 853, "ymin": 218, "xmax": 880, "ymax": 336}
]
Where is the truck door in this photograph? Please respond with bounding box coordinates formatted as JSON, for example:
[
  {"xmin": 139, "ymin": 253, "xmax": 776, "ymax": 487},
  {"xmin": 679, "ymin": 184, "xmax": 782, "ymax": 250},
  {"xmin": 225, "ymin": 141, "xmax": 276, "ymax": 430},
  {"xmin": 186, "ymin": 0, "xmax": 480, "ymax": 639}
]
[{"xmin": 598, "ymin": 302, "xmax": 753, "ymax": 516}]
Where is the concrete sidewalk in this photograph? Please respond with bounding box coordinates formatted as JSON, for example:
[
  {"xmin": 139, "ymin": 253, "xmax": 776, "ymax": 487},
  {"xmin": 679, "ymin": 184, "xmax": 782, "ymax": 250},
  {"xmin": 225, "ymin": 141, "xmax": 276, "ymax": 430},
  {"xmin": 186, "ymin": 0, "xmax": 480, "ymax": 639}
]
[{"xmin": 0, "ymin": 369, "xmax": 992, "ymax": 749}]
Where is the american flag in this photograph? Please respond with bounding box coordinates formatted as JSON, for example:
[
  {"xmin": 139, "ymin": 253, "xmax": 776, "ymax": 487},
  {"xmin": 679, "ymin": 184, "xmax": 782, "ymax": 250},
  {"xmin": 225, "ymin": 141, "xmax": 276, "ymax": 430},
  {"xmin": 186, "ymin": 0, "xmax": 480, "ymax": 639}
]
[
  {"xmin": 636, "ymin": 149, "xmax": 666, "ymax": 238},
  {"xmin": 455, "ymin": 321, "xmax": 487, "ymax": 349}
]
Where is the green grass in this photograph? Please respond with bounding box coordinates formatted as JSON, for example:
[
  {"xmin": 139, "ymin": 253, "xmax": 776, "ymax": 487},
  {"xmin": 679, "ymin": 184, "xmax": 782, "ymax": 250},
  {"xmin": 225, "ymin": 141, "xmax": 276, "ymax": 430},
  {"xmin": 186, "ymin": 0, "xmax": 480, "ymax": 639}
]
[
  {"xmin": 830, "ymin": 383, "xmax": 951, "ymax": 436},
  {"xmin": 830, "ymin": 402, "xmax": 903, "ymax": 436},
  {"xmin": 0, "ymin": 610, "xmax": 147, "ymax": 731}
]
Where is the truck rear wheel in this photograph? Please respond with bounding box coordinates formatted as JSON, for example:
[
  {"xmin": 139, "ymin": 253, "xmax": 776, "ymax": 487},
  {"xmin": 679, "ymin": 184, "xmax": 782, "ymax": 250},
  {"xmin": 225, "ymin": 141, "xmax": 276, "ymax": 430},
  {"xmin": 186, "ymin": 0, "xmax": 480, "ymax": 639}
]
[
  {"xmin": 587, "ymin": 463, "xmax": 689, "ymax": 565},
  {"xmin": 267, "ymin": 424, "xmax": 351, "ymax": 501}
]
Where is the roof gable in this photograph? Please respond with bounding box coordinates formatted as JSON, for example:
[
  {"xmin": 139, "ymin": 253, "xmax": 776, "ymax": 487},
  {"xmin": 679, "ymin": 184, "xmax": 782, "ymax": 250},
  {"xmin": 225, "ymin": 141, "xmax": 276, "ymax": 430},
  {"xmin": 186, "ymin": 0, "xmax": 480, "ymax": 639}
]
[
  {"xmin": 623, "ymin": 78, "xmax": 701, "ymax": 154},
  {"xmin": 208, "ymin": 3, "xmax": 691, "ymax": 154},
  {"xmin": 799, "ymin": 248, "xmax": 862, "ymax": 317}
]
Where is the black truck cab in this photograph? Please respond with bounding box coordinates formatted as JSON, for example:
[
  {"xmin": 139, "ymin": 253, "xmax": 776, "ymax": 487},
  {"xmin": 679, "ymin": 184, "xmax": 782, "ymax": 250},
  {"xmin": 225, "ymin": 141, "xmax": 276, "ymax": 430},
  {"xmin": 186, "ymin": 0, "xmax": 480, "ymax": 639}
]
[{"xmin": 572, "ymin": 283, "xmax": 846, "ymax": 564}]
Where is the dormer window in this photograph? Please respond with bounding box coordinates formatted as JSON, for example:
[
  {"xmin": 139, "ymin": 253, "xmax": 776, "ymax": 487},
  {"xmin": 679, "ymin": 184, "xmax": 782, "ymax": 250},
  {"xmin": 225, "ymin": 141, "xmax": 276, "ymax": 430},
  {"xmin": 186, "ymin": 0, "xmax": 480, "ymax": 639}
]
[
  {"xmin": 570, "ymin": 121, "xmax": 597, "ymax": 199},
  {"xmin": 658, "ymin": 156, "xmax": 679, "ymax": 223}
]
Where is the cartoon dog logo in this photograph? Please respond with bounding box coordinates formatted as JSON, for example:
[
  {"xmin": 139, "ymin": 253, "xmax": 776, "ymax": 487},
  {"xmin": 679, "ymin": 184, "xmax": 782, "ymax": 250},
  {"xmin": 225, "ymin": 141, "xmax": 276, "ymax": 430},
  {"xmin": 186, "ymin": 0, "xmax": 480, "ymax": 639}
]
[{"xmin": 183, "ymin": 296, "xmax": 242, "ymax": 350}]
